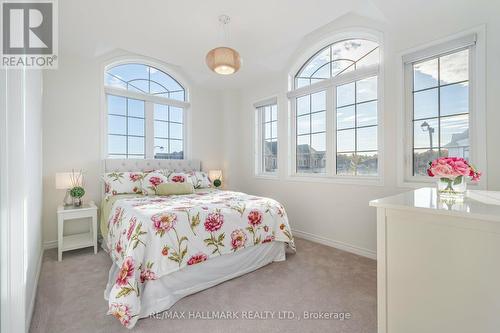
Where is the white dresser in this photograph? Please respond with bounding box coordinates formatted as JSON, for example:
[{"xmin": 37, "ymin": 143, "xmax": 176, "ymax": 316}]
[{"xmin": 370, "ymin": 188, "xmax": 500, "ymax": 333}]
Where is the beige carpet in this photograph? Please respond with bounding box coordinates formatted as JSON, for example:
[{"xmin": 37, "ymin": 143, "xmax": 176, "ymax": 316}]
[{"xmin": 29, "ymin": 238, "xmax": 376, "ymax": 333}]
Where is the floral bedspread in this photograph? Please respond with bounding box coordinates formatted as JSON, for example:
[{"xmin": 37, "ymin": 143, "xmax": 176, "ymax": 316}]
[{"xmin": 106, "ymin": 189, "xmax": 294, "ymax": 328}]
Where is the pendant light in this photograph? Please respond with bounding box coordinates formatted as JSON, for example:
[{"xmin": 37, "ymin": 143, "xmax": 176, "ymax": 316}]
[{"xmin": 206, "ymin": 15, "xmax": 241, "ymax": 75}]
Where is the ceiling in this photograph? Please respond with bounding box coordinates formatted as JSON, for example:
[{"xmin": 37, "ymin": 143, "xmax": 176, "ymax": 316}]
[{"xmin": 59, "ymin": 0, "xmax": 497, "ymax": 89}]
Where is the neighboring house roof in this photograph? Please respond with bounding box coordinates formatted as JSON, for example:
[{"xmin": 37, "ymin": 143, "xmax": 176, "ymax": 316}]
[
  {"xmin": 296, "ymin": 144, "xmax": 325, "ymax": 156},
  {"xmin": 443, "ymin": 129, "xmax": 469, "ymax": 148}
]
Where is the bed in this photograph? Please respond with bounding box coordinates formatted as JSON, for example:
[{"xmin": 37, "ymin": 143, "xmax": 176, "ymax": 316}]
[{"xmin": 101, "ymin": 159, "xmax": 295, "ymax": 328}]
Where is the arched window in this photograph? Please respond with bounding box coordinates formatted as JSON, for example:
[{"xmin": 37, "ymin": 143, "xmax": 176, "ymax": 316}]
[
  {"xmin": 295, "ymin": 39, "xmax": 379, "ymax": 88},
  {"xmin": 104, "ymin": 62, "xmax": 189, "ymax": 159},
  {"xmin": 288, "ymin": 37, "xmax": 381, "ymax": 181}
]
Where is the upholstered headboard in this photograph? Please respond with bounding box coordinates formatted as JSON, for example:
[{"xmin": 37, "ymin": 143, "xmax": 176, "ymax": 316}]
[{"xmin": 103, "ymin": 159, "xmax": 201, "ymax": 173}]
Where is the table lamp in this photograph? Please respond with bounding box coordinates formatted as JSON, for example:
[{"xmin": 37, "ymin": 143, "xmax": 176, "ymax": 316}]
[
  {"xmin": 208, "ymin": 170, "xmax": 222, "ymax": 188},
  {"xmin": 56, "ymin": 172, "xmax": 74, "ymax": 206}
]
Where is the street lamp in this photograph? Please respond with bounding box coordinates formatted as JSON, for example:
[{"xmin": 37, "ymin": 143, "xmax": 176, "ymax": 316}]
[{"xmin": 420, "ymin": 121, "xmax": 435, "ymax": 149}]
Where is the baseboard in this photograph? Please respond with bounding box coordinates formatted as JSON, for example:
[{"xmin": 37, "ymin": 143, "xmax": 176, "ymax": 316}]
[
  {"xmin": 26, "ymin": 248, "xmax": 43, "ymax": 333},
  {"xmin": 292, "ymin": 229, "xmax": 377, "ymax": 260},
  {"xmin": 43, "ymin": 240, "xmax": 57, "ymax": 249}
]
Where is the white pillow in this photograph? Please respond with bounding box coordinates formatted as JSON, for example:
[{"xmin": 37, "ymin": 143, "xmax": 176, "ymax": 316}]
[
  {"xmin": 103, "ymin": 171, "xmax": 144, "ymax": 197},
  {"xmin": 141, "ymin": 171, "xmax": 169, "ymax": 195},
  {"xmin": 188, "ymin": 171, "xmax": 211, "ymax": 189}
]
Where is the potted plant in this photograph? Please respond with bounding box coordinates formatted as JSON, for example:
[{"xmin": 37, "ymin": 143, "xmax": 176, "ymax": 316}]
[{"xmin": 69, "ymin": 170, "xmax": 85, "ymax": 207}]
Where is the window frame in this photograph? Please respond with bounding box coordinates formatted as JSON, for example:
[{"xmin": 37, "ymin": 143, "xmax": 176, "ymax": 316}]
[
  {"xmin": 287, "ymin": 33, "xmax": 384, "ymax": 185},
  {"xmin": 254, "ymin": 97, "xmax": 279, "ymax": 177},
  {"xmin": 399, "ymin": 29, "xmax": 487, "ymax": 188},
  {"xmin": 101, "ymin": 57, "xmax": 191, "ymax": 160}
]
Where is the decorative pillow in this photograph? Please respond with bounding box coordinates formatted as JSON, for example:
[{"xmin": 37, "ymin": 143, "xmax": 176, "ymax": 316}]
[
  {"xmin": 156, "ymin": 182, "xmax": 194, "ymax": 196},
  {"xmin": 188, "ymin": 171, "xmax": 211, "ymax": 189},
  {"xmin": 168, "ymin": 172, "xmax": 191, "ymax": 184},
  {"xmin": 141, "ymin": 171, "xmax": 169, "ymax": 195},
  {"xmin": 103, "ymin": 171, "xmax": 144, "ymax": 197}
]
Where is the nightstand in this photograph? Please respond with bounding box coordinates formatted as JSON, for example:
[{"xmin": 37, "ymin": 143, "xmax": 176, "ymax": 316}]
[{"xmin": 57, "ymin": 201, "xmax": 98, "ymax": 261}]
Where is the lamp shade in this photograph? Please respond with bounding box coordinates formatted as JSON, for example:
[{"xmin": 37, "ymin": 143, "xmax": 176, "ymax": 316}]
[
  {"xmin": 55, "ymin": 173, "xmax": 73, "ymax": 189},
  {"xmin": 206, "ymin": 47, "xmax": 241, "ymax": 75},
  {"xmin": 208, "ymin": 170, "xmax": 222, "ymax": 181}
]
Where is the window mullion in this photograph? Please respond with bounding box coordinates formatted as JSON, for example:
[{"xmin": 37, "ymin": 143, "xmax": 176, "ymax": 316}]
[
  {"xmin": 326, "ymin": 87, "xmax": 335, "ymax": 176},
  {"xmin": 145, "ymin": 101, "xmax": 154, "ymax": 159}
]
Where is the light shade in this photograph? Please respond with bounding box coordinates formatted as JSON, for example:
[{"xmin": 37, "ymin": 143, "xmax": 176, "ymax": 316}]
[
  {"xmin": 206, "ymin": 47, "xmax": 241, "ymax": 75},
  {"xmin": 208, "ymin": 170, "xmax": 222, "ymax": 181},
  {"xmin": 55, "ymin": 173, "xmax": 73, "ymax": 189}
]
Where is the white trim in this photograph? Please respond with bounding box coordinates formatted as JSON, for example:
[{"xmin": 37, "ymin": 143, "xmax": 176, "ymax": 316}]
[
  {"xmin": 398, "ymin": 26, "xmax": 487, "ymax": 188},
  {"xmin": 253, "ymin": 96, "xmax": 278, "ymax": 109},
  {"xmin": 293, "ymin": 229, "xmax": 377, "ymax": 260},
  {"xmin": 26, "ymin": 250, "xmax": 43, "ymax": 333},
  {"xmin": 402, "ymin": 33, "xmax": 477, "ymax": 63},
  {"xmin": 287, "ymin": 64, "xmax": 379, "ymax": 99},
  {"xmin": 104, "ymin": 86, "xmax": 190, "ymax": 109}
]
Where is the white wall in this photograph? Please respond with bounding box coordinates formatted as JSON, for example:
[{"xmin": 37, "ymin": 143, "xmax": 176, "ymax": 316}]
[
  {"xmin": 0, "ymin": 68, "xmax": 43, "ymax": 333},
  {"xmin": 42, "ymin": 51, "xmax": 224, "ymax": 244},
  {"xmin": 222, "ymin": 10, "xmax": 500, "ymax": 257}
]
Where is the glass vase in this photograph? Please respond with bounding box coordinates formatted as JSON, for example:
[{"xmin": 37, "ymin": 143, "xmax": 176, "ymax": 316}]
[{"xmin": 437, "ymin": 176, "xmax": 467, "ymax": 198}]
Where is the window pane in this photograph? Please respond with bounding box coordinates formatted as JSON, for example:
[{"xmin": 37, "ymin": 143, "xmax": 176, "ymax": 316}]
[
  {"xmin": 311, "ymin": 133, "xmax": 325, "ymax": 152},
  {"xmin": 154, "ymin": 104, "xmax": 168, "ymax": 121},
  {"xmin": 413, "ymin": 149, "xmax": 439, "ymax": 176},
  {"xmin": 271, "ymin": 121, "xmax": 277, "ymax": 139},
  {"xmin": 357, "ymin": 126, "xmax": 377, "ymax": 151},
  {"xmin": 356, "ymin": 152, "xmax": 378, "ymax": 175},
  {"xmin": 169, "ymin": 91, "xmax": 185, "ymax": 101},
  {"xmin": 154, "ymin": 138, "xmax": 168, "ymax": 157},
  {"xmin": 337, "ymin": 82, "xmax": 355, "ymax": 107},
  {"xmin": 311, "ymin": 91, "xmax": 326, "ymax": 111},
  {"xmin": 414, "ymin": 58, "xmax": 438, "ymax": 91},
  {"xmin": 264, "ymin": 106, "xmax": 271, "ymax": 122},
  {"xmin": 170, "ymin": 107, "xmax": 183, "ymax": 123},
  {"xmin": 169, "ymin": 139, "xmax": 183, "ymax": 155},
  {"xmin": 297, "ymin": 134, "xmax": 310, "ymax": 147},
  {"xmin": 336, "ymin": 153, "xmax": 355, "ymax": 175},
  {"xmin": 128, "ymin": 99, "xmax": 144, "ymax": 118},
  {"xmin": 440, "ymin": 114, "xmax": 469, "ymax": 148},
  {"xmin": 264, "ymin": 139, "xmax": 277, "ymax": 172},
  {"xmin": 414, "ymin": 118, "xmax": 438, "ymax": 149},
  {"xmin": 332, "ymin": 60, "xmax": 354, "ymax": 77},
  {"xmin": 336, "ymin": 105, "xmax": 355, "ymax": 130},
  {"xmin": 356, "ymin": 47, "xmax": 379, "ymax": 69},
  {"xmin": 169, "ymin": 122, "xmax": 183, "ymax": 139},
  {"xmin": 337, "ymin": 129, "xmax": 355, "ymax": 152},
  {"xmin": 297, "ymin": 95, "xmax": 310, "ymax": 115},
  {"xmin": 108, "ymin": 115, "xmax": 126, "ymax": 135},
  {"xmin": 128, "ymin": 117, "xmax": 144, "ymax": 136},
  {"xmin": 128, "ymin": 137, "xmax": 144, "ymax": 155},
  {"xmin": 299, "ymin": 47, "xmax": 330, "ymax": 78},
  {"xmin": 414, "ymin": 88, "xmax": 438, "ymax": 119},
  {"xmin": 440, "ymin": 82, "xmax": 468, "ymax": 116},
  {"xmin": 264, "ymin": 122, "xmax": 271, "ymax": 139},
  {"xmin": 108, "ymin": 95, "xmax": 126, "ymax": 115},
  {"xmin": 154, "ymin": 121, "xmax": 168, "ymax": 138},
  {"xmin": 357, "ymin": 101, "xmax": 377, "ymax": 127},
  {"xmin": 356, "ymin": 77, "xmax": 377, "ymax": 103},
  {"xmin": 311, "ymin": 111, "xmax": 325, "ymax": 133},
  {"xmin": 297, "ymin": 115, "xmax": 310, "ymax": 135},
  {"xmin": 108, "ymin": 135, "xmax": 126, "ymax": 154},
  {"xmin": 440, "ymin": 49, "xmax": 468, "ymax": 85},
  {"xmin": 271, "ymin": 105, "xmax": 278, "ymax": 121},
  {"xmin": 296, "ymin": 78, "xmax": 310, "ymax": 89}
]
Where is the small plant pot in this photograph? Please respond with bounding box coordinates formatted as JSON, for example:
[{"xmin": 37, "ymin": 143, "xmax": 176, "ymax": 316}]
[{"xmin": 73, "ymin": 197, "xmax": 83, "ymax": 207}]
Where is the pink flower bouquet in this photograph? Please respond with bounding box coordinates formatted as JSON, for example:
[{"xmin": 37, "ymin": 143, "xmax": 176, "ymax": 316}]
[{"xmin": 427, "ymin": 157, "xmax": 481, "ymax": 196}]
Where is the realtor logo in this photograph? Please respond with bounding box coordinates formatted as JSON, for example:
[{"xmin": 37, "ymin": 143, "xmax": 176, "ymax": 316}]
[{"xmin": 1, "ymin": 0, "xmax": 58, "ymax": 68}]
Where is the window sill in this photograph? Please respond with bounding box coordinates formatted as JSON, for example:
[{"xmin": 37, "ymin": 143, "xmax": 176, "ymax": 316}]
[
  {"xmin": 255, "ymin": 173, "xmax": 280, "ymax": 180},
  {"xmin": 399, "ymin": 178, "xmax": 487, "ymax": 190},
  {"xmin": 286, "ymin": 173, "xmax": 384, "ymax": 186}
]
